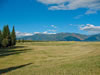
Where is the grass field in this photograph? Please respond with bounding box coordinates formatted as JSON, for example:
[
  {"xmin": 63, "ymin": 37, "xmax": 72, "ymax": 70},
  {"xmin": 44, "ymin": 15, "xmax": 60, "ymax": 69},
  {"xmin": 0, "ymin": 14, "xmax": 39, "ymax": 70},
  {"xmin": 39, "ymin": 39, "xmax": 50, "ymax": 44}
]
[{"xmin": 0, "ymin": 41, "xmax": 100, "ymax": 75}]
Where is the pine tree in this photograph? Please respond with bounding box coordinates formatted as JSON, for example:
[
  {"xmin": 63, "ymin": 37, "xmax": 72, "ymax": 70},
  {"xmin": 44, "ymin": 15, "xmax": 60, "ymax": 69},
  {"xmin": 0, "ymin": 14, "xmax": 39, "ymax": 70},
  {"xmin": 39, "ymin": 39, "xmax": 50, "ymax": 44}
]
[
  {"xmin": 1, "ymin": 25, "xmax": 16, "ymax": 48},
  {"xmin": 0, "ymin": 30, "xmax": 2, "ymax": 48},
  {"xmin": 11, "ymin": 26, "xmax": 16, "ymax": 46},
  {"xmin": 6, "ymin": 25, "xmax": 11, "ymax": 46},
  {"xmin": 2, "ymin": 26, "xmax": 7, "ymax": 39},
  {"xmin": 2, "ymin": 25, "xmax": 11, "ymax": 47},
  {"xmin": 2, "ymin": 26, "xmax": 8, "ymax": 47}
]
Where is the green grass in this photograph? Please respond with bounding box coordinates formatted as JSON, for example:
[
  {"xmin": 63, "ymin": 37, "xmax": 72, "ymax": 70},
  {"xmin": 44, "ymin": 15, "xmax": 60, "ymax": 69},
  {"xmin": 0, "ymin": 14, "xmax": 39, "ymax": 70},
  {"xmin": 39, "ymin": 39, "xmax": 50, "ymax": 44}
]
[{"xmin": 0, "ymin": 41, "xmax": 100, "ymax": 75}]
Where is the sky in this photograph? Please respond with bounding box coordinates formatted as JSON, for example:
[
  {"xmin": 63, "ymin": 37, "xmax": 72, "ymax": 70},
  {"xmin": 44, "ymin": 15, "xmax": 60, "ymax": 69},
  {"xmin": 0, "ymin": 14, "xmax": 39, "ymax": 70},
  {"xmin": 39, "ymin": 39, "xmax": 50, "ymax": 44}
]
[{"xmin": 0, "ymin": 0, "xmax": 100, "ymax": 37}]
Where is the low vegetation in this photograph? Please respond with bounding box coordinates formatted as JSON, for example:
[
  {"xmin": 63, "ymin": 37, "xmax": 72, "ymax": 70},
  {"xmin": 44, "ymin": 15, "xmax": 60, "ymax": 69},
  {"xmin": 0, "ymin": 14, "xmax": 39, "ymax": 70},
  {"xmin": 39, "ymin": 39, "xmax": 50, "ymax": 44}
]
[{"xmin": 0, "ymin": 41, "xmax": 100, "ymax": 75}]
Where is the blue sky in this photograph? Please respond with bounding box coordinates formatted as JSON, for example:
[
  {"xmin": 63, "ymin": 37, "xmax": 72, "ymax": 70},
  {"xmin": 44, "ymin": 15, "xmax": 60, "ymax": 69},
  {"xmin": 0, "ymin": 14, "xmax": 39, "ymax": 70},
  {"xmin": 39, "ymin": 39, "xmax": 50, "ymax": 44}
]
[{"xmin": 0, "ymin": 0, "xmax": 100, "ymax": 36}]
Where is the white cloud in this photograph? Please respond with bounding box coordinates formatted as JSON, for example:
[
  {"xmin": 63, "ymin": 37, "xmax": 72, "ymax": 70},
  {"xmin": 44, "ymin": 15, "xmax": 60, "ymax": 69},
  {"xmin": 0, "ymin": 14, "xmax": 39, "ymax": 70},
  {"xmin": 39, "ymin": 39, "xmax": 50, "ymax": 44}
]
[
  {"xmin": 37, "ymin": 0, "xmax": 67, "ymax": 4},
  {"xmin": 51, "ymin": 25, "xmax": 57, "ymax": 28},
  {"xmin": 74, "ymin": 15, "xmax": 84, "ymax": 19},
  {"xmin": 16, "ymin": 31, "xmax": 33, "ymax": 37},
  {"xmin": 47, "ymin": 33, "xmax": 56, "ymax": 34},
  {"xmin": 34, "ymin": 32, "xmax": 41, "ymax": 34},
  {"xmin": 16, "ymin": 24, "xmax": 57, "ymax": 37},
  {"xmin": 37, "ymin": 0, "xmax": 100, "ymax": 14},
  {"xmin": 43, "ymin": 31, "xmax": 48, "ymax": 34},
  {"xmin": 48, "ymin": 29, "xmax": 56, "ymax": 32},
  {"xmin": 43, "ymin": 31, "xmax": 56, "ymax": 34},
  {"xmin": 69, "ymin": 24, "xmax": 81, "ymax": 27},
  {"xmin": 34, "ymin": 31, "xmax": 56, "ymax": 34},
  {"xmin": 80, "ymin": 24, "xmax": 100, "ymax": 34}
]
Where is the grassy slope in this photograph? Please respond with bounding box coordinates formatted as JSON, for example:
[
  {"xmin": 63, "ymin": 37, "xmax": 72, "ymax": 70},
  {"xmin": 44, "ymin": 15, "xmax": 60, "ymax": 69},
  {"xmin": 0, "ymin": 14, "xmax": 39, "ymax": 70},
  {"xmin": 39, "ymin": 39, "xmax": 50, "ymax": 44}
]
[{"xmin": 0, "ymin": 42, "xmax": 100, "ymax": 75}]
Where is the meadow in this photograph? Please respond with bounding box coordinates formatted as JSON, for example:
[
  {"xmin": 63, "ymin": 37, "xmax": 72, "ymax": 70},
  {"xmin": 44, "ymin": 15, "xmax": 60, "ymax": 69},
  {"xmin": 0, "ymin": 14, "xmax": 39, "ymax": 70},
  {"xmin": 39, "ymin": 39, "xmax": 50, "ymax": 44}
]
[{"xmin": 0, "ymin": 41, "xmax": 100, "ymax": 75}]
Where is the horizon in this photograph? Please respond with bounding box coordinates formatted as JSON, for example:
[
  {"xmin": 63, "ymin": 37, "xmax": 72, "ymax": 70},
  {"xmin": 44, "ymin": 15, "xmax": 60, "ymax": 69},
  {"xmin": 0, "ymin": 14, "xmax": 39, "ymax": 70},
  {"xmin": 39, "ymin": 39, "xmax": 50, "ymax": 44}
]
[{"xmin": 0, "ymin": 0, "xmax": 100, "ymax": 37}]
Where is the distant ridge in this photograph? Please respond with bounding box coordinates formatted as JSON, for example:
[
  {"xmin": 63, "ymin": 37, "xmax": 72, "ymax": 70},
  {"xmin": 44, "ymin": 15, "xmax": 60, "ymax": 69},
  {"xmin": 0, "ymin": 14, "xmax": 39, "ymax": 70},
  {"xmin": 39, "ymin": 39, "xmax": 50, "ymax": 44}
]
[
  {"xmin": 19, "ymin": 32, "xmax": 91, "ymax": 41},
  {"xmin": 18, "ymin": 33, "xmax": 100, "ymax": 41},
  {"xmin": 84, "ymin": 34, "xmax": 100, "ymax": 41}
]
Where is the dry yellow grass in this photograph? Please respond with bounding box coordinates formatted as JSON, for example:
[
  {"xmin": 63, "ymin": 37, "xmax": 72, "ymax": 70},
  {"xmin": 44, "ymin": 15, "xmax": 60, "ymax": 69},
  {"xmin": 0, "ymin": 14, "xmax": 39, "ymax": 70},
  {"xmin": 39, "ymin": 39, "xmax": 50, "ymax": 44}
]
[{"xmin": 0, "ymin": 41, "xmax": 100, "ymax": 75}]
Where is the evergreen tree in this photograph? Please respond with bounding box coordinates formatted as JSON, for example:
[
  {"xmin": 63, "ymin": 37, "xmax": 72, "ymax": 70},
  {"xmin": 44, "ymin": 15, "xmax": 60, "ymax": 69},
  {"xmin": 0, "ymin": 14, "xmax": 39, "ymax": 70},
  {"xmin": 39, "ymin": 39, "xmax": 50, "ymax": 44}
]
[
  {"xmin": 2, "ymin": 26, "xmax": 7, "ymax": 39},
  {"xmin": 0, "ymin": 25, "xmax": 16, "ymax": 48},
  {"xmin": 11, "ymin": 26, "xmax": 16, "ymax": 46},
  {"xmin": 2, "ymin": 26, "xmax": 8, "ymax": 47},
  {"xmin": 0, "ymin": 30, "xmax": 2, "ymax": 48},
  {"xmin": 2, "ymin": 25, "xmax": 11, "ymax": 47},
  {"xmin": 6, "ymin": 25, "xmax": 11, "ymax": 46}
]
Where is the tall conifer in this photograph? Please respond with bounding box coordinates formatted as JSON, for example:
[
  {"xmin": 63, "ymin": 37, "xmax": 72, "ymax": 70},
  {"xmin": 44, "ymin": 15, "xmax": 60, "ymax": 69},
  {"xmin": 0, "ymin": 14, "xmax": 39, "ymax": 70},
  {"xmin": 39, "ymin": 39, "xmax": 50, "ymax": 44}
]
[
  {"xmin": 2, "ymin": 25, "xmax": 11, "ymax": 47},
  {"xmin": 2, "ymin": 26, "xmax": 7, "ymax": 39},
  {"xmin": 0, "ymin": 25, "xmax": 16, "ymax": 48},
  {"xmin": 0, "ymin": 30, "xmax": 2, "ymax": 48},
  {"xmin": 11, "ymin": 26, "xmax": 16, "ymax": 46},
  {"xmin": 6, "ymin": 25, "xmax": 11, "ymax": 46}
]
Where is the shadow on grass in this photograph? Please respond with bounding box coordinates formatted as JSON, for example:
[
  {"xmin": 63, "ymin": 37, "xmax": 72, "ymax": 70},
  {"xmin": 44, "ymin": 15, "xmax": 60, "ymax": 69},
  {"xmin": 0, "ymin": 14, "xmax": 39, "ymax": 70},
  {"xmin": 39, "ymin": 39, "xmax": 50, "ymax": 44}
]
[
  {"xmin": 0, "ymin": 63, "xmax": 32, "ymax": 74},
  {"xmin": 0, "ymin": 46, "xmax": 32, "ymax": 58}
]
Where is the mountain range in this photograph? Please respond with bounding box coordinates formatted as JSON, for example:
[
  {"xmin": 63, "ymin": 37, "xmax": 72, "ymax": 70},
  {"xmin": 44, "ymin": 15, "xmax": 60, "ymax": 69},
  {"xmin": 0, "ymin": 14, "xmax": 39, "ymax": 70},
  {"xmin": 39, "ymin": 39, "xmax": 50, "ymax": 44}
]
[
  {"xmin": 18, "ymin": 33, "xmax": 100, "ymax": 41},
  {"xmin": 84, "ymin": 34, "xmax": 100, "ymax": 41}
]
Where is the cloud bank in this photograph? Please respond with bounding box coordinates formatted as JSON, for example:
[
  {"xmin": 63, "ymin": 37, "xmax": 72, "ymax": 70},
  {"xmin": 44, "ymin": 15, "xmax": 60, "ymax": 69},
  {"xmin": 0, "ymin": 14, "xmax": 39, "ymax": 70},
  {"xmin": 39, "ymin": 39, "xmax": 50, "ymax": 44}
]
[
  {"xmin": 34, "ymin": 31, "xmax": 56, "ymax": 35},
  {"xmin": 16, "ymin": 25, "xmax": 57, "ymax": 37},
  {"xmin": 80, "ymin": 24, "xmax": 100, "ymax": 34},
  {"xmin": 37, "ymin": 0, "xmax": 100, "ymax": 14},
  {"xmin": 16, "ymin": 31, "xmax": 33, "ymax": 37},
  {"xmin": 16, "ymin": 31, "xmax": 56, "ymax": 37}
]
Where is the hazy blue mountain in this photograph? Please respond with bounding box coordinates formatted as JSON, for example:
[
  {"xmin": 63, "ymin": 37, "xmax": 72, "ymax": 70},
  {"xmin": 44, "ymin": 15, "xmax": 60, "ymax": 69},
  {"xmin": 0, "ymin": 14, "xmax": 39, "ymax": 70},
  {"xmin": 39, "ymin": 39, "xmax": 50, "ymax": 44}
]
[
  {"xmin": 84, "ymin": 34, "xmax": 100, "ymax": 41},
  {"xmin": 20, "ymin": 33, "xmax": 89, "ymax": 41},
  {"xmin": 64, "ymin": 36, "xmax": 81, "ymax": 41},
  {"xmin": 19, "ymin": 33, "xmax": 100, "ymax": 41}
]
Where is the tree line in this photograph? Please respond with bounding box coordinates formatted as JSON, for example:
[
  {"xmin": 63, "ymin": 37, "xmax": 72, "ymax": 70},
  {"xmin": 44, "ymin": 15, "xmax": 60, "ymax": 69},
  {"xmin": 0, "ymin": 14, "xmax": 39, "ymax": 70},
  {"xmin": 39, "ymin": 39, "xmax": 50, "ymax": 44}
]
[{"xmin": 0, "ymin": 25, "xmax": 16, "ymax": 48}]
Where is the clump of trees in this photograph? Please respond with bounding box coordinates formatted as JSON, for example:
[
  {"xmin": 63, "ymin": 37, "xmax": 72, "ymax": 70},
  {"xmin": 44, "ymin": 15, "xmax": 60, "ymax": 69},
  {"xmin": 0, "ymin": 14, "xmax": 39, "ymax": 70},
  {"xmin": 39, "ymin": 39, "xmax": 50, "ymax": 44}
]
[{"xmin": 0, "ymin": 25, "xmax": 16, "ymax": 48}]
